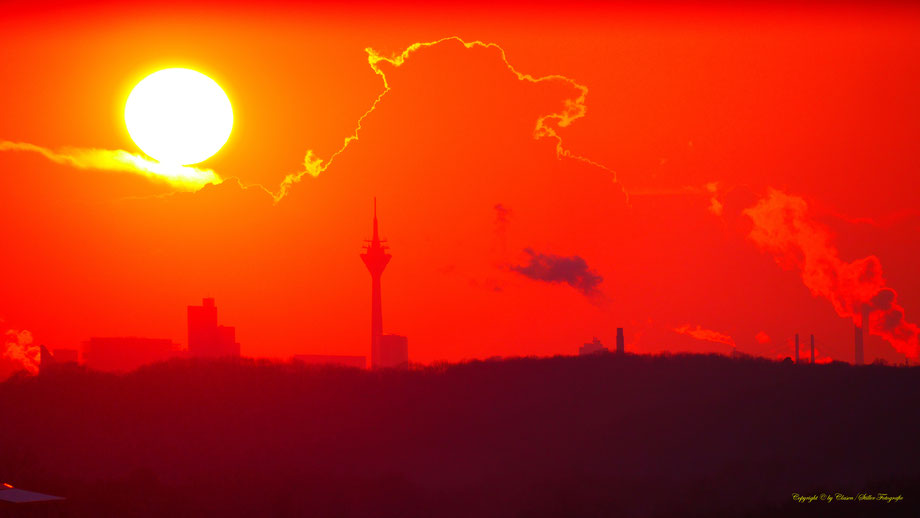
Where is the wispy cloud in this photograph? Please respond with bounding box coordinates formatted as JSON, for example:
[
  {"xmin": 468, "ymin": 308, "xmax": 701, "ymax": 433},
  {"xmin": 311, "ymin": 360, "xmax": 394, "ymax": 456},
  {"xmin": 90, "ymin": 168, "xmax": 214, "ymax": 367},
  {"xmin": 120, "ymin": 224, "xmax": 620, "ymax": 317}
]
[
  {"xmin": 674, "ymin": 324, "xmax": 736, "ymax": 350},
  {"xmin": 0, "ymin": 140, "xmax": 221, "ymax": 190},
  {"xmin": 272, "ymin": 36, "xmax": 623, "ymax": 202}
]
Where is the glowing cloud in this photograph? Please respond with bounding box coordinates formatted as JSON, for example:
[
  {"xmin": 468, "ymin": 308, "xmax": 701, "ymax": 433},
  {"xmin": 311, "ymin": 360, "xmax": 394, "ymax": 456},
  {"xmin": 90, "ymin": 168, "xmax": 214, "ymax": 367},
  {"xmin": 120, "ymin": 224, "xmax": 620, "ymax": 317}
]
[
  {"xmin": 674, "ymin": 324, "xmax": 736, "ymax": 350},
  {"xmin": 0, "ymin": 141, "xmax": 221, "ymax": 190},
  {"xmin": 744, "ymin": 188, "xmax": 920, "ymax": 358},
  {"xmin": 273, "ymin": 37, "xmax": 620, "ymax": 202}
]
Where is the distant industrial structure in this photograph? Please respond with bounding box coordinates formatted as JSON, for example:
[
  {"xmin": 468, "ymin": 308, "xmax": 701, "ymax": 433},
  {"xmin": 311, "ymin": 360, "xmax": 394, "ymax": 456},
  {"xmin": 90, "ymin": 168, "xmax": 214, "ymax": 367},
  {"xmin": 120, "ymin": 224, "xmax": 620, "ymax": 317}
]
[
  {"xmin": 579, "ymin": 330, "xmax": 628, "ymax": 356},
  {"xmin": 361, "ymin": 199, "xmax": 409, "ymax": 369},
  {"xmin": 810, "ymin": 334, "xmax": 815, "ymax": 364},
  {"xmin": 854, "ymin": 305, "xmax": 868, "ymax": 365},
  {"xmin": 188, "ymin": 297, "xmax": 240, "ymax": 358},
  {"xmin": 579, "ymin": 337, "xmax": 608, "ymax": 355}
]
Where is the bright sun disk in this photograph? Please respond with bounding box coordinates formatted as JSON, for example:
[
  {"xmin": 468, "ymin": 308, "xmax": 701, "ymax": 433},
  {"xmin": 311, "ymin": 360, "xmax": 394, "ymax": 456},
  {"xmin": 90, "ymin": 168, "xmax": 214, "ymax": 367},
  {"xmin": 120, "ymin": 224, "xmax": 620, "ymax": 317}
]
[{"xmin": 125, "ymin": 68, "xmax": 233, "ymax": 166}]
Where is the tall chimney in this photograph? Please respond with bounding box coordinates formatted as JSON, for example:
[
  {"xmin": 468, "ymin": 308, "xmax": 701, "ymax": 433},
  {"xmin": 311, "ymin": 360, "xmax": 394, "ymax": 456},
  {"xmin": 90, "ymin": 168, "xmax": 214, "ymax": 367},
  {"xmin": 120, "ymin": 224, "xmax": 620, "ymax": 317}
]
[
  {"xmin": 855, "ymin": 304, "xmax": 867, "ymax": 365},
  {"xmin": 794, "ymin": 334, "xmax": 799, "ymax": 364},
  {"xmin": 810, "ymin": 334, "xmax": 815, "ymax": 364},
  {"xmin": 616, "ymin": 328, "xmax": 624, "ymax": 354}
]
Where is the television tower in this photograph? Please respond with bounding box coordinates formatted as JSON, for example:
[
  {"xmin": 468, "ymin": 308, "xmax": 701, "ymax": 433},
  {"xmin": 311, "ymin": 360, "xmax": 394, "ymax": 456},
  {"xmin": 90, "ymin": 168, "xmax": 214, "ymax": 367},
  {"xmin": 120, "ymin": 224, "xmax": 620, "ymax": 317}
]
[{"xmin": 361, "ymin": 198, "xmax": 391, "ymax": 369}]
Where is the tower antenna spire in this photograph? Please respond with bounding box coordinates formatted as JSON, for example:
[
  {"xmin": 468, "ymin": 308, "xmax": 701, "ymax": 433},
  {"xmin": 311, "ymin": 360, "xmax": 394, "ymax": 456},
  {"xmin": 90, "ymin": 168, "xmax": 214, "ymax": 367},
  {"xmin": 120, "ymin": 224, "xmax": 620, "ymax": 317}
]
[
  {"xmin": 372, "ymin": 197, "xmax": 380, "ymax": 244},
  {"xmin": 362, "ymin": 198, "xmax": 391, "ymax": 369}
]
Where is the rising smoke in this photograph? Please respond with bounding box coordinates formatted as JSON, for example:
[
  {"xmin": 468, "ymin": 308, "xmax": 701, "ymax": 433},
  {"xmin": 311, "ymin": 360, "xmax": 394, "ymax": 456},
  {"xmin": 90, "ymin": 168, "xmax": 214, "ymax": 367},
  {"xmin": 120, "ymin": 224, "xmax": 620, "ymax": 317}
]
[
  {"xmin": 674, "ymin": 324, "xmax": 736, "ymax": 350},
  {"xmin": 1, "ymin": 324, "xmax": 38, "ymax": 375},
  {"xmin": 744, "ymin": 188, "xmax": 919, "ymax": 358}
]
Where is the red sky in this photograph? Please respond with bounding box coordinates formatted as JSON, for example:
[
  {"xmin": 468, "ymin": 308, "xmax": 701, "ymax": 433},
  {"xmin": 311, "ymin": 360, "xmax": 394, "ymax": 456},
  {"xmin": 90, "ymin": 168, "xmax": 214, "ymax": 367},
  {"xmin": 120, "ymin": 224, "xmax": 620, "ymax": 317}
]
[{"xmin": 2, "ymin": 0, "xmax": 919, "ymax": 370}]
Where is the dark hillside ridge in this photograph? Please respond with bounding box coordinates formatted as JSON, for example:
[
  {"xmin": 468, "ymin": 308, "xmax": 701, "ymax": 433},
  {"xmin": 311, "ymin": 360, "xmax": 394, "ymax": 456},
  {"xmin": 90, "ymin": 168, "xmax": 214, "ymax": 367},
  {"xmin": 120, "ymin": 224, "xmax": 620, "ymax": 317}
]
[{"xmin": 2, "ymin": 354, "xmax": 918, "ymax": 517}]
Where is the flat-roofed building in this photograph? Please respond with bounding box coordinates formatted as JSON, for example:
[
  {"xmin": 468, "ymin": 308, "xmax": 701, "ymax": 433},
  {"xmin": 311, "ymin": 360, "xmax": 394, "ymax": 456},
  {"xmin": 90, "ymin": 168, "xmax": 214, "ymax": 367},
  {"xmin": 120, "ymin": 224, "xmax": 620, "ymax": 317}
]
[{"xmin": 378, "ymin": 334, "xmax": 408, "ymax": 369}]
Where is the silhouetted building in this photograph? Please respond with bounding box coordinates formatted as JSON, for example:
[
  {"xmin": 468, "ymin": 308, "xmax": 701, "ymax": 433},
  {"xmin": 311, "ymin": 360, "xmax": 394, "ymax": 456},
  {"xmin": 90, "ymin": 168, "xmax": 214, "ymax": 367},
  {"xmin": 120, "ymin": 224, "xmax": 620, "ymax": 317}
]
[
  {"xmin": 294, "ymin": 354, "xmax": 366, "ymax": 369},
  {"xmin": 579, "ymin": 337, "xmax": 607, "ymax": 355},
  {"xmin": 52, "ymin": 348, "xmax": 78, "ymax": 363},
  {"xmin": 810, "ymin": 334, "xmax": 815, "ymax": 364},
  {"xmin": 83, "ymin": 337, "xmax": 181, "ymax": 372},
  {"xmin": 378, "ymin": 334, "xmax": 408, "ymax": 369},
  {"xmin": 616, "ymin": 328, "xmax": 625, "ymax": 353},
  {"xmin": 39, "ymin": 345, "xmax": 54, "ymax": 374},
  {"xmin": 188, "ymin": 298, "xmax": 240, "ymax": 358},
  {"xmin": 38, "ymin": 346, "xmax": 78, "ymax": 374},
  {"xmin": 794, "ymin": 333, "xmax": 799, "ymax": 364},
  {"xmin": 361, "ymin": 199, "xmax": 396, "ymax": 369}
]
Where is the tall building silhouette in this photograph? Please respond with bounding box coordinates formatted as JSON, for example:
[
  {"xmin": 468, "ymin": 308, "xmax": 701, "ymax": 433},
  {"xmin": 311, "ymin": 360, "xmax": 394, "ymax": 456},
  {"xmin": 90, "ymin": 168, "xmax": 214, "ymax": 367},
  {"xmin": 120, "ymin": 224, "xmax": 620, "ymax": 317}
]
[
  {"xmin": 361, "ymin": 199, "xmax": 392, "ymax": 369},
  {"xmin": 794, "ymin": 334, "xmax": 799, "ymax": 364},
  {"xmin": 616, "ymin": 328, "xmax": 625, "ymax": 354},
  {"xmin": 188, "ymin": 298, "xmax": 240, "ymax": 358},
  {"xmin": 810, "ymin": 334, "xmax": 815, "ymax": 364}
]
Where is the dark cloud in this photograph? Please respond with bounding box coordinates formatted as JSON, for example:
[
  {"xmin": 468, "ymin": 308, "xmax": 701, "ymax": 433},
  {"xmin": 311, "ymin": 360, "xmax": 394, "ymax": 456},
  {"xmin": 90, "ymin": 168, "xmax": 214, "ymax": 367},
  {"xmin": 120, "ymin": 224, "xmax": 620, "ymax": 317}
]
[{"xmin": 511, "ymin": 248, "xmax": 603, "ymax": 296}]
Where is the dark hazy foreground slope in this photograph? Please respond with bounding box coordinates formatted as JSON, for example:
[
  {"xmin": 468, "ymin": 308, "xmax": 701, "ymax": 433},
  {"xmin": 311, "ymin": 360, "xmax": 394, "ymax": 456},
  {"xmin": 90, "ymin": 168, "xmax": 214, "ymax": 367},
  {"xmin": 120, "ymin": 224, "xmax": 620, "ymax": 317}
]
[{"xmin": 1, "ymin": 354, "xmax": 919, "ymax": 517}]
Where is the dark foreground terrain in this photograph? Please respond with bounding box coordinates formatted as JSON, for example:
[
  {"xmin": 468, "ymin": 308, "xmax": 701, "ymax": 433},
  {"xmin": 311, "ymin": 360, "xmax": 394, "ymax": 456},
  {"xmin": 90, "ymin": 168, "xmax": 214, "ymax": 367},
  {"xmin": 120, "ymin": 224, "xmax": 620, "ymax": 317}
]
[{"xmin": 1, "ymin": 353, "xmax": 919, "ymax": 517}]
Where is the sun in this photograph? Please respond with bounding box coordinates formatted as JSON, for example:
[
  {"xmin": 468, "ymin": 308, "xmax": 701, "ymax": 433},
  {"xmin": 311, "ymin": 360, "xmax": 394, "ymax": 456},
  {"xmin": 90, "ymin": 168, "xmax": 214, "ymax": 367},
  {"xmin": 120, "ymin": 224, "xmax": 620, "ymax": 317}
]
[{"xmin": 125, "ymin": 68, "xmax": 233, "ymax": 166}]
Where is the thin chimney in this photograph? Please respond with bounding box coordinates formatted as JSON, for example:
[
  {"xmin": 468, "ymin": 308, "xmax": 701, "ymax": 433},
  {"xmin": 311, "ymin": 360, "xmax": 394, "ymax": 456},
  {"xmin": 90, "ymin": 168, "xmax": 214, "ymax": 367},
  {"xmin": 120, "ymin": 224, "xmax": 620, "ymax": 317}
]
[
  {"xmin": 855, "ymin": 304, "xmax": 868, "ymax": 366},
  {"xmin": 616, "ymin": 328, "xmax": 624, "ymax": 354},
  {"xmin": 810, "ymin": 334, "xmax": 815, "ymax": 364},
  {"xmin": 794, "ymin": 334, "xmax": 799, "ymax": 364}
]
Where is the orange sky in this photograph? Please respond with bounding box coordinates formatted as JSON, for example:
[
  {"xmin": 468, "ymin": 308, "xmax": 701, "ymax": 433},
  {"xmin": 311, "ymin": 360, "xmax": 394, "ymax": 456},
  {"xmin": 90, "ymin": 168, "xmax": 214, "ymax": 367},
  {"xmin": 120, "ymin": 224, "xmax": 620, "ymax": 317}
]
[{"xmin": 2, "ymin": 0, "xmax": 920, "ymax": 368}]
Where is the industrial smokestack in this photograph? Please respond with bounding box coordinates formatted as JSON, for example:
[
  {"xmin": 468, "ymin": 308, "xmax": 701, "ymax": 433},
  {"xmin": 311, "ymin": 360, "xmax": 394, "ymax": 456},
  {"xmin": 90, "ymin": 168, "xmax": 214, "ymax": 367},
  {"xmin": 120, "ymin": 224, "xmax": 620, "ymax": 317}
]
[
  {"xmin": 794, "ymin": 334, "xmax": 799, "ymax": 364},
  {"xmin": 854, "ymin": 324, "xmax": 863, "ymax": 365},
  {"xmin": 855, "ymin": 304, "xmax": 867, "ymax": 365},
  {"xmin": 616, "ymin": 328, "xmax": 624, "ymax": 354},
  {"xmin": 810, "ymin": 334, "xmax": 815, "ymax": 364}
]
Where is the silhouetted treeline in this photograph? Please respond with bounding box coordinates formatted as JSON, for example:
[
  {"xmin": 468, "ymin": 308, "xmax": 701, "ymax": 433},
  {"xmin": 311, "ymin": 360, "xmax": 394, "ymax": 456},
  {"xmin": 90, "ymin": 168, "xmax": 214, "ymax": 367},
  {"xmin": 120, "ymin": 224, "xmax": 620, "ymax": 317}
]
[{"xmin": 2, "ymin": 354, "xmax": 919, "ymax": 517}]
